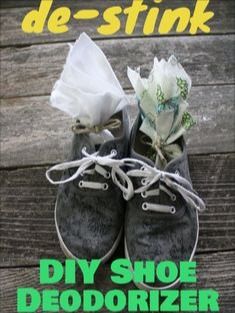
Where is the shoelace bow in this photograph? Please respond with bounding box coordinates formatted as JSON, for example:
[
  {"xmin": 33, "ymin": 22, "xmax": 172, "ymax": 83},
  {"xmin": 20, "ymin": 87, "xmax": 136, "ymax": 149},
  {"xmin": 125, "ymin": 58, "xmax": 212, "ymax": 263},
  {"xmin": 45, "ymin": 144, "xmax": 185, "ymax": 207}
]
[
  {"xmin": 46, "ymin": 148, "xmax": 133, "ymax": 193},
  {"xmin": 46, "ymin": 150, "xmax": 205, "ymax": 214},
  {"xmin": 122, "ymin": 159, "xmax": 206, "ymax": 214}
]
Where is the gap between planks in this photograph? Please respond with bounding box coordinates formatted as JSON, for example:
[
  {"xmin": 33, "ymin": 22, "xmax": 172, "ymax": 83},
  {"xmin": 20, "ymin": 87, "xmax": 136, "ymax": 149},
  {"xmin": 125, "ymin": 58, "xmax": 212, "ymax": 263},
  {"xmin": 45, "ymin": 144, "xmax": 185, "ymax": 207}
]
[
  {"xmin": 1, "ymin": 34, "xmax": 235, "ymax": 99},
  {"xmin": 1, "ymin": 85, "xmax": 235, "ymax": 168}
]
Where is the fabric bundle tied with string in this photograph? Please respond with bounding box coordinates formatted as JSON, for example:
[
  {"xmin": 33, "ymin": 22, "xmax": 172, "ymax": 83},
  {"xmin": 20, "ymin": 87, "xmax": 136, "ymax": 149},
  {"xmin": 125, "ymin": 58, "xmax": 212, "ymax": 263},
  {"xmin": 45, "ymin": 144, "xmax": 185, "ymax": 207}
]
[
  {"xmin": 128, "ymin": 56, "xmax": 196, "ymax": 169},
  {"xmin": 50, "ymin": 32, "xmax": 129, "ymax": 143}
]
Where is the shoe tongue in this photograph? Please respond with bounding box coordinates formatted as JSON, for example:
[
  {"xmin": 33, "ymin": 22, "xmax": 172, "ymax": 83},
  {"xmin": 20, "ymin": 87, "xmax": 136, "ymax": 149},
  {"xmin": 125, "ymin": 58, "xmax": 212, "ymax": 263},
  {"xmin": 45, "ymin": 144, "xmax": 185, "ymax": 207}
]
[
  {"xmin": 90, "ymin": 130, "xmax": 114, "ymax": 147},
  {"xmin": 71, "ymin": 134, "xmax": 95, "ymax": 160},
  {"xmin": 130, "ymin": 147, "xmax": 155, "ymax": 168},
  {"xmin": 72, "ymin": 126, "xmax": 117, "ymax": 159}
]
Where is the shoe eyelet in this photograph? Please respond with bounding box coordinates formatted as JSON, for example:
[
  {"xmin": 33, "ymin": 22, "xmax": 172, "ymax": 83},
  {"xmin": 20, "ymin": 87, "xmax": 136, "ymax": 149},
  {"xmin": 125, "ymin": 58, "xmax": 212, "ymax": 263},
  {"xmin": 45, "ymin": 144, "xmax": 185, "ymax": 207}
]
[
  {"xmin": 142, "ymin": 203, "xmax": 148, "ymax": 211},
  {"xmin": 140, "ymin": 166, "xmax": 146, "ymax": 171},
  {"xmin": 78, "ymin": 181, "xmax": 84, "ymax": 188},
  {"xmin": 103, "ymin": 183, "xmax": 109, "ymax": 191},
  {"xmin": 141, "ymin": 191, "xmax": 147, "ymax": 198},
  {"xmin": 105, "ymin": 172, "xmax": 111, "ymax": 179},
  {"xmin": 82, "ymin": 146, "xmax": 87, "ymax": 153},
  {"xmin": 170, "ymin": 206, "xmax": 176, "ymax": 214},
  {"xmin": 111, "ymin": 149, "xmax": 117, "ymax": 156},
  {"xmin": 171, "ymin": 194, "xmax": 177, "ymax": 202},
  {"xmin": 141, "ymin": 178, "xmax": 147, "ymax": 185}
]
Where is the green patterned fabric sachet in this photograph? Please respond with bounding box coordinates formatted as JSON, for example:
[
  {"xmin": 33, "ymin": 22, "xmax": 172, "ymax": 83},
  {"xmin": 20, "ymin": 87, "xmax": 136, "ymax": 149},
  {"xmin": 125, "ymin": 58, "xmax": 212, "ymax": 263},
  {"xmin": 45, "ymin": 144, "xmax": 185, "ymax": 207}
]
[{"xmin": 128, "ymin": 55, "xmax": 196, "ymax": 169}]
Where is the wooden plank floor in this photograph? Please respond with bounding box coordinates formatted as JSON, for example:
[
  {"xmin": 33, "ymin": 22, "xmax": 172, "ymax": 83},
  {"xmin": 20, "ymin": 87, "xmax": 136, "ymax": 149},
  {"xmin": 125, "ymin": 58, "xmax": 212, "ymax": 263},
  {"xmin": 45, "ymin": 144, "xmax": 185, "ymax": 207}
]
[{"xmin": 0, "ymin": 1, "xmax": 235, "ymax": 312}]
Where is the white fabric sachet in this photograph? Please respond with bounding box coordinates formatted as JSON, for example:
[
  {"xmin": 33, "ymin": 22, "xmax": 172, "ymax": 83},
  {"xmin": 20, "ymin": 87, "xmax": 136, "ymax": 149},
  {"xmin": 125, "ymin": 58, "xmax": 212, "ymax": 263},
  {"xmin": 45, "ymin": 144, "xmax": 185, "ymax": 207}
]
[{"xmin": 50, "ymin": 33, "xmax": 129, "ymax": 144}]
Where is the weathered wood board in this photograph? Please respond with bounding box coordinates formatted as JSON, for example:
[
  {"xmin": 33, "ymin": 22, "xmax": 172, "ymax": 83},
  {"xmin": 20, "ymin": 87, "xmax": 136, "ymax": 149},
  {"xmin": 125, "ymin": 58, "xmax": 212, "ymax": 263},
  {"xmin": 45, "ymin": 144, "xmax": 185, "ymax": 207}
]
[
  {"xmin": 1, "ymin": 153, "xmax": 234, "ymax": 267},
  {"xmin": 1, "ymin": 85, "xmax": 234, "ymax": 168},
  {"xmin": 1, "ymin": 0, "xmax": 234, "ymax": 46},
  {"xmin": 0, "ymin": 251, "xmax": 234, "ymax": 313},
  {"xmin": 0, "ymin": 1, "xmax": 234, "ymax": 312},
  {"xmin": 1, "ymin": 35, "xmax": 234, "ymax": 99}
]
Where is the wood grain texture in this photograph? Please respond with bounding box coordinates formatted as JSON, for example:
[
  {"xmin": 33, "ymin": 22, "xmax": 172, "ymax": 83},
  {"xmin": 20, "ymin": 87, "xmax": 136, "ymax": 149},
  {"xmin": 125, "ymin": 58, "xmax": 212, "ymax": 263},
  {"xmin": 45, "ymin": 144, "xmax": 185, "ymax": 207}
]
[
  {"xmin": 1, "ymin": 1, "xmax": 234, "ymax": 311},
  {"xmin": 0, "ymin": 0, "xmax": 38, "ymax": 8},
  {"xmin": 1, "ymin": 0, "xmax": 234, "ymax": 47},
  {"xmin": 1, "ymin": 85, "xmax": 235, "ymax": 168},
  {"xmin": 1, "ymin": 35, "xmax": 234, "ymax": 99},
  {"xmin": 0, "ymin": 251, "xmax": 234, "ymax": 313},
  {"xmin": 0, "ymin": 153, "xmax": 234, "ymax": 267}
]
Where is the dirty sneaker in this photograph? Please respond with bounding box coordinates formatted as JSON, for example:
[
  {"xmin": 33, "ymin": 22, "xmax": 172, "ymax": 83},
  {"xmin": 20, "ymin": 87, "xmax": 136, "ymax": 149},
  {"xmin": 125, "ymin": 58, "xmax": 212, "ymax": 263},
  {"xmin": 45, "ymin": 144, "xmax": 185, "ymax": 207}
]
[
  {"xmin": 46, "ymin": 110, "xmax": 129, "ymax": 262},
  {"xmin": 124, "ymin": 115, "xmax": 205, "ymax": 289}
]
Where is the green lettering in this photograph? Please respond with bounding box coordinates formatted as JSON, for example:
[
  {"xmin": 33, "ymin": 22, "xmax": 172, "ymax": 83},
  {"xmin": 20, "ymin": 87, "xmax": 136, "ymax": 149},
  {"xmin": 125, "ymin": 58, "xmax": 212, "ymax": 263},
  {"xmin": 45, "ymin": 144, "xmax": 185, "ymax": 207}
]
[
  {"xmin": 111, "ymin": 259, "xmax": 132, "ymax": 284},
  {"xmin": 180, "ymin": 262, "xmax": 197, "ymax": 283},
  {"xmin": 42, "ymin": 290, "xmax": 59, "ymax": 312},
  {"xmin": 65, "ymin": 260, "xmax": 76, "ymax": 284},
  {"xmin": 83, "ymin": 290, "xmax": 103, "ymax": 312},
  {"xmin": 133, "ymin": 261, "xmax": 155, "ymax": 283},
  {"xmin": 157, "ymin": 261, "xmax": 178, "ymax": 284},
  {"xmin": 17, "ymin": 288, "xmax": 41, "ymax": 313},
  {"xmin": 40, "ymin": 259, "xmax": 63, "ymax": 284},
  {"xmin": 181, "ymin": 290, "xmax": 197, "ymax": 311},
  {"xmin": 105, "ymin": 290, "xmax": 126, "ymax": 312},
  {"xmin": 161, "ymin": 290, "xmax": 179, "ymax": 312},
  {"xmin": 199, "ymin": 290, "xmax": 219, "ymax": 312},
  {"xmin": 78, "ymin": 259, "xmax": 100, "ymax": 284},
  {"xmin": 128, "ymin": 290, "xmax": 149, "ymax": 312}
]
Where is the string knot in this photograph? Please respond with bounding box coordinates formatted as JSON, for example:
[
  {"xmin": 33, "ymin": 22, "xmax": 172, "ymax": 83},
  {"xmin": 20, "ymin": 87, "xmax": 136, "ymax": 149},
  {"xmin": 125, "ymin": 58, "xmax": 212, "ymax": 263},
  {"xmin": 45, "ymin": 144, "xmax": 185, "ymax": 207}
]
[
  {"xmin": 72, "ymin": 118, "xmax": 121, "ymax": 135},
  {"xmin": 141, "ymin": 134, "xmax": 166, "ymax": 163}
]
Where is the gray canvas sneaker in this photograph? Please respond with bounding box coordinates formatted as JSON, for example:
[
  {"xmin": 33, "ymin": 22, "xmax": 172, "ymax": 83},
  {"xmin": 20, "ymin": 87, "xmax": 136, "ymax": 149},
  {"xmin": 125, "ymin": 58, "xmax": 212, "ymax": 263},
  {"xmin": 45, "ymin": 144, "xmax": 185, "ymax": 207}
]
[
  {"xmin": 124, "ymin": 114, "xmax": 205, "ymax": 290},
  {"xmin": 46, "ymin": 110, "xmax": 129, "ymax": 262}
]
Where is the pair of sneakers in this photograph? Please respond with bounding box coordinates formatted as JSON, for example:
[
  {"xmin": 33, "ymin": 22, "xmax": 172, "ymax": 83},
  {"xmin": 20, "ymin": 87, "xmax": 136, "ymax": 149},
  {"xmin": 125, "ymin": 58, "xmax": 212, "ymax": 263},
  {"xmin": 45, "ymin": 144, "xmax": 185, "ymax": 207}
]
[{"xmin": 46, "ymin": 107, "xmax": 205, "ymax": 290}]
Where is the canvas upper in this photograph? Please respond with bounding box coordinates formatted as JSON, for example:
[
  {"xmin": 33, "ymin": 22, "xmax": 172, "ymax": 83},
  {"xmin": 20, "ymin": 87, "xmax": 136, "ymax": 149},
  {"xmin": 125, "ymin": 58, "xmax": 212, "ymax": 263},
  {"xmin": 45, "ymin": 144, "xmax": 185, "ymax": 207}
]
[
  {"xmin": 47, "ymin": 109, "xmax": 129, "ymax": 262},
  {"xmin": 125, "ymin": 114, "xmax": 204, "ymax": 290}
]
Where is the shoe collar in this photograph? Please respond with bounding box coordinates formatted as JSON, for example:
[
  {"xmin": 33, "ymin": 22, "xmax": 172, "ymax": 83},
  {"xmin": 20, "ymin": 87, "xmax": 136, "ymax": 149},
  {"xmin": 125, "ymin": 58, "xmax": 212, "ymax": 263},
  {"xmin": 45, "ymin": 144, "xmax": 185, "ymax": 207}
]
[
  {"xmin": 71, "ymin": 108, "xmax": 129, "ymax": 159},
  {"xmin": 130, "ymin": 114, "xmax": 189, "ymax": 176}
]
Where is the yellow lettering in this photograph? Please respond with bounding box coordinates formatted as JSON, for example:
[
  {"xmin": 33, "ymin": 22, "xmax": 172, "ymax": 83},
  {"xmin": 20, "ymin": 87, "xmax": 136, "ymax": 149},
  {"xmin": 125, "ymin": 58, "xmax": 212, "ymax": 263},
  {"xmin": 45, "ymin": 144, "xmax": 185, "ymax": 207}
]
[
  {"xmin": 143, "ymin": 8, "xmax": 160, "ymax": 35},
  {"xmin": 190, "ymin": 0, "xmax": 214, "ymax": 34},
  {"xmin": 74, "ymin": 10, "xmax": 99, "ymax": 20},
  {"xmin": 21, "ymin": 0, "xmax": 53, "ymax": 33},
  {"xmin": 20, "ymin": 0, "xmax": 215, "ymax": 36},
  {"xmin": 98, "ymin": 7, "xmax": 122, "ymax": 35},
  {"xmin": 159, "ymin": 8, "xmax": 190, "ymax": 34},
  {"xmin": 124, "ymin": 0, "xmax": 148, "ymax": 35},
  {"xmin": 48, "ymin": 7, "xmax": 71, "ymax": 34}
]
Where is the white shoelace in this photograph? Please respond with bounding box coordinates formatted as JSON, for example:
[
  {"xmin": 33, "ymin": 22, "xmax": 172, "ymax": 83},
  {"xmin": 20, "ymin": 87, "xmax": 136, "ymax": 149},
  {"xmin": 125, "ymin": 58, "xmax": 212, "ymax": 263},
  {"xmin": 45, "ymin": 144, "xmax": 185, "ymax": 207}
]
[
  {"xmin": 120, "ymin": 158, "xmax": 206, "ymax": 214},
  {"xmin": 46, "ymin": 148, "xmax": 133, "ymax": 194},
  {"xmin": 46, "ymin": 150, "xmax": 205, "ymax": 215}
]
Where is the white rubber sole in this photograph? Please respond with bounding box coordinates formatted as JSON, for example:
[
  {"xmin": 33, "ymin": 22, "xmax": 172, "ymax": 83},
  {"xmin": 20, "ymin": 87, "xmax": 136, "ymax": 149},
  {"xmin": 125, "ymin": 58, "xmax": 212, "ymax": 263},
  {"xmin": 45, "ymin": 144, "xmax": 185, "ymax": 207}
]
[
  {"xmin": 54, "ymin": 201, "xmax": 123, "ymax": 263},
  {"xmin": 124, "ymin": 211, "xmax": 199, "ymax": 290}
]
